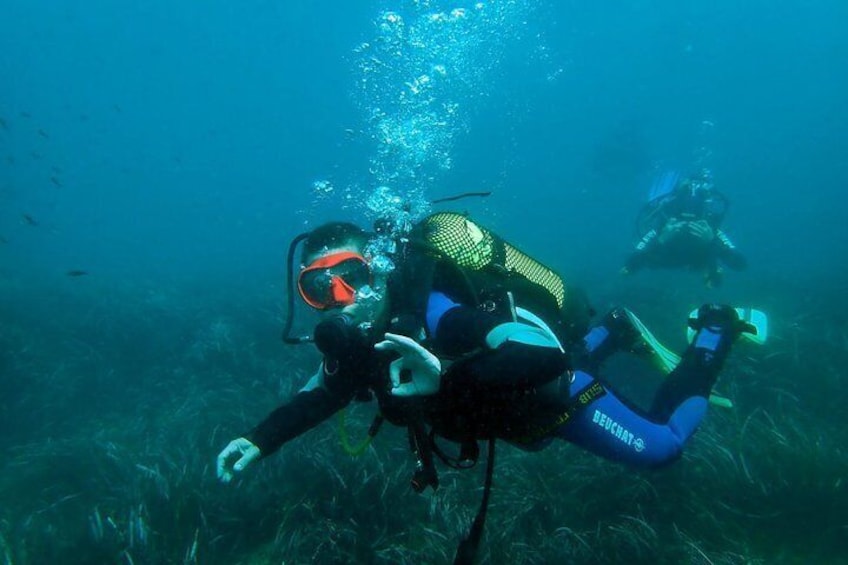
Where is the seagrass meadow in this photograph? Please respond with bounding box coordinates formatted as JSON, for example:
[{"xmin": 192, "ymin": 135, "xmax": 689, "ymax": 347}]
[{"xmin": 1, "ymin": 270, "xmax": 845, "ymax": 565}]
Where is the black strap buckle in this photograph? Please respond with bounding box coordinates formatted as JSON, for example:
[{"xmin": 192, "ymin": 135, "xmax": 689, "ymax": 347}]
[{"xmin": 408, "ymin": 423, "xmax": 439, "ymax": 493}]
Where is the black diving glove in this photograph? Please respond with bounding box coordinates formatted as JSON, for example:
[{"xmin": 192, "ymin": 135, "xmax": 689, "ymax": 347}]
[{"xmin": 687, "ymin": 304, "xmax": 755, "ymax": 341}]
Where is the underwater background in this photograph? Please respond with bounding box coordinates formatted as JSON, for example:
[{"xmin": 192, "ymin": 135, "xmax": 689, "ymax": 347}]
[{"xmin": 1, "ymin": 0, "xmax": 847, "ymax": 563}]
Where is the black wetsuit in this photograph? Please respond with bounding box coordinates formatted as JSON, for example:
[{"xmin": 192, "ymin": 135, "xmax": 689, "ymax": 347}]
[
  {"xmin": 625, "ymin": 189, "xmax": 747, "ymax": 281},
  {"xmin": 248, "ymin": 291, "xmax": 739, "ymax": 469}
]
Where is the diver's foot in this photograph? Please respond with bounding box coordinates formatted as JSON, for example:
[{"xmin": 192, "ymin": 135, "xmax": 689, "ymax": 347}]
[
  {"xmin": 598, "ymin": 307, "xmax": 646, "ymax": 354},
  {"xmin": 688, "ymin": 304, "xmax": 757, "ymax": 341}
]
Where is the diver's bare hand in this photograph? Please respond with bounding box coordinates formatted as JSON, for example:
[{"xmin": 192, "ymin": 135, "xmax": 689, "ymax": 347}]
[
  {"xmin": 216, "ymin": 438, "xmax": 261, "ymax": 484},
  {"xmin": 375, "ymin": 333, "xmax": 441, "ymax": 397}
]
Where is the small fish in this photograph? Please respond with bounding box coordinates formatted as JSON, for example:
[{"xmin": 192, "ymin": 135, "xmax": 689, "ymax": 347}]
[
  {"xmin": 66, "ymin": 270, "xmax": 88, "ymax": 277},
  {"xmin": 22, "ymin": 214, "xmax": 38, "ymax": 226},
  {"xmin": 20, "ymin": 111, "xmax": 31, "ymax": 118},
  {"xmin": 51, "ymin": 165, "xmax": 62, "ymax": 174},
  {"xmin": 30, "ymin": 151, "xmax": 42, "ymax": 160},
  {"xmin": 5, "ymin": 156, "xmax": 14, "ymax": 165},
  {"xmin": 38, "ymin": 129, "xmax": 49, "ymax": 139},
  {"xmin": 0, "ymin": 235, "xmax": 8, "ymax": 244},
  {"xmin": 50, "ymin": 176, "xmax": 62, "ymax": 188},
  {"xmin": 0, "ymin": 117, "xmax": 7, "ymax": 130},
  {"xmin": 113, "ymin": 104, "xmax": 122, "ymax": 113}
]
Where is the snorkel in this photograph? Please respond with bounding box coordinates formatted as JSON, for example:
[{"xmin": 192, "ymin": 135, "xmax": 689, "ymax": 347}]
[{"xmin": 281, "ymin": 231, "xmax": 313, "ymax": 345}]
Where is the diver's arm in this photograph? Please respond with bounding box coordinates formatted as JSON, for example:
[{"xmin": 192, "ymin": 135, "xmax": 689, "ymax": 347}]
[
  {"xmin": 623, "ymin": 229, "xmax": 658, "ymax": 272},
  {"xmin": 715, "ymin": 230, "xmax": 747, "ymax": 270},
  {"xmin": 247, "ymin": 362, "xmax": 355, "ymax": 456}
]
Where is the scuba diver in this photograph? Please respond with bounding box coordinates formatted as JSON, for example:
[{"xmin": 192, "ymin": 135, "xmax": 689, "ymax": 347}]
[
  {"xmin": 621, "ymin": 169, "xmax": 748, "ymax": 287},
  {"xmin": 216, "ymin": 211, "xmax": 758, "ymax": 564}
]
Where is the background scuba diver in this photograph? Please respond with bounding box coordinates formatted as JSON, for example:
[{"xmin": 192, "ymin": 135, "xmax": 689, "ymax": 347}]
[
  {"xmin": 216, "ymin": 212, "xmax": 757, "ymax": 559},
  {"xmin": 622, "ymin": 169, "xmax": 748, "ymax": 286}
]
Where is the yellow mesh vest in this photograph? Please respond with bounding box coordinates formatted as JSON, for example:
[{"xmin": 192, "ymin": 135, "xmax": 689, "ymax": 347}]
[{"xmin": 420, "ymin": 212, "xmax": 566, "ymax": 309}]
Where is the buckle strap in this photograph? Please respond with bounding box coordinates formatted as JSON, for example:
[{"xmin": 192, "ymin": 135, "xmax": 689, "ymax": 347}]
[
  {"xmin": 453, "ymin": 437, "xmax": 496, "ymax": 565},
  {"xmin": 514, "ymin": 377, "xmax": 606, "ymax": 444}
]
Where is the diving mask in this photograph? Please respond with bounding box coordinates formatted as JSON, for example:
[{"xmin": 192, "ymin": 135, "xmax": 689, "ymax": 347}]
[{"xmin": 297, "ymin": 251, "xmax": 372, "ymax": 310}]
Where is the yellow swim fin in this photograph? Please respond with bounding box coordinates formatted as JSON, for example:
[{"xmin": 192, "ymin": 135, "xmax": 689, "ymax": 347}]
[{"xmin": 623, "ymin": 308, "xmax": 680, "ymax": 374}]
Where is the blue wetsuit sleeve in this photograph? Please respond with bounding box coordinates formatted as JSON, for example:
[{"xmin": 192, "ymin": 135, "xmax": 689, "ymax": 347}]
[
  {"xmin": 426, "ymin": 291, "xmax": 461, "ymax": 338},
  {"xmin": 427, "ymin": 292, "xmax": 569, "ymax": 388},
  {"xmin": 426, "ymin": 292, "xmax": 498, "ymax": 356}
]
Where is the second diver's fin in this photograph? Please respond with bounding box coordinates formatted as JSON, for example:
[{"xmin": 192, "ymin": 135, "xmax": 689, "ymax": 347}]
[{"xmin": 707, "ymin": 394, "xmax": 733, "ymax": 408}]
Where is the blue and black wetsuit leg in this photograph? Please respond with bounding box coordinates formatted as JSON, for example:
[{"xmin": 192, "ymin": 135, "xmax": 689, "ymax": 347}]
[{"xmin": 553, "ymin": 306, "xmax": 739, "ymax": 467}]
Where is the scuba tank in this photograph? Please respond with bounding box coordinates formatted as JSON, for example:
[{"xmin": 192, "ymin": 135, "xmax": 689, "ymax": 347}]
[{"xmin": 403, "ymin": 212, "xmax": 592, "ymax": 347}]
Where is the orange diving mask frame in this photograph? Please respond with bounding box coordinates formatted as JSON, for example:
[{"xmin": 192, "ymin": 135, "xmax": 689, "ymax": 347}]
[{"xmin": 297, "ymin": 251, "xmax": 373, "ymax": 310}]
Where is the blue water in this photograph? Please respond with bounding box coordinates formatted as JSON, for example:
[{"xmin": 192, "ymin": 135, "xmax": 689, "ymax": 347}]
[{"xmin": 3, "ymin": 0, "xmax": 845, "ymax": 287}]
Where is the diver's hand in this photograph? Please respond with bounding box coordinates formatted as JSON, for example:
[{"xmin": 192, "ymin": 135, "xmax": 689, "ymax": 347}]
[
  {"xmin": 216, "ymin": 438, "xmax": 261, "ymax": 484},
  {"xmin": 375, "ymin": 333, "xmax": 441, "ymax": 397},
  {"xmin": 687, "ymin": 220, "xmax": 715, "ymax": 242},
  {"xmin": 658, "ymin": 219, "xmax": 683, "ymax": 244}
]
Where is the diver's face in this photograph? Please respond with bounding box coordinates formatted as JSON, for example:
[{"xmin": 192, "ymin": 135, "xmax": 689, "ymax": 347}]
[{"xmin": 298, "ymin": 245, "xmax": 389, "ymax": 323}]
